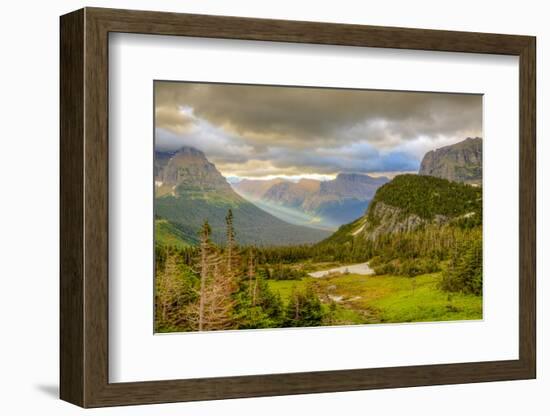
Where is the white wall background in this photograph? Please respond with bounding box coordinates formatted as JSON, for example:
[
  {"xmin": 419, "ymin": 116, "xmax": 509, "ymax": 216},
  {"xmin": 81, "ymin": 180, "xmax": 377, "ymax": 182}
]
[{"xmin": 0, "ymin": 0, "xmax": 545, "ymax": 414}]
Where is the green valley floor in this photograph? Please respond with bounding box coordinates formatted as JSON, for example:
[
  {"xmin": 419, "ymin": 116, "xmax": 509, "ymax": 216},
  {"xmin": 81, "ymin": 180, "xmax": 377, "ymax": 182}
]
[{"xmin": 267, "ymin": 269, "xmax": 482, "ymax": 326}]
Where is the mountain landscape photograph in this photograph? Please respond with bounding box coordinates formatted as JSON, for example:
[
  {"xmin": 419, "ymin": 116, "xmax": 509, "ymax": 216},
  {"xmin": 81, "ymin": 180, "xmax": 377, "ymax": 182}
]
[{"xmin": 154, "ymin": 81, "xmax": 483, "ymax": 333}]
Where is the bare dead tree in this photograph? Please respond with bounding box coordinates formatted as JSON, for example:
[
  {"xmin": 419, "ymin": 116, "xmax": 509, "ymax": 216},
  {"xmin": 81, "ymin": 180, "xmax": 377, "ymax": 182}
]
[
  {"xmin": 155, "ymin": 251, "xmax": 186, "ymax": 330},
  {"xmin": 247, "ymin": 248, "xmax": 258, "ymax": 306},
  {"xmin": 225, "ymin": 209, "xmax": 238, "ymax": 278},
  {"xmin": 188, "ymin": 219, "xmax": 237, "ymax": 332},
  {"xmin": 156, "ymin": 254, "xmax": 178, "ymax": 323},
  {"xmin": 198, "ymin": 220, "xmax": 212, "ymax": 331}
]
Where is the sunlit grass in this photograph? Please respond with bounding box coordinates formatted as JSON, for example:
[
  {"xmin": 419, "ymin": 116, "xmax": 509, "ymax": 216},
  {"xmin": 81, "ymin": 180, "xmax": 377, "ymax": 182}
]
[{"xmin": 267, "ymin": 270, "xmax": 482, "ymax": 325}]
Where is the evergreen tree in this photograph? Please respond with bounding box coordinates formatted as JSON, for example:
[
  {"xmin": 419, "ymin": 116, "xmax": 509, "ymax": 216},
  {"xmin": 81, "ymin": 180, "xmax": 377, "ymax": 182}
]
[
  {"xmin": 232, "ymin": 266, "xmax": 284, "ymax": 329},
  {"xmin": 154, "ymin": 251, "xmax": 197, "ymax": 332},
  {"xmin": 284, "ymin": 285, "xmax": 325, "ymax": 327},
  {"xmin": 440, "ymin": 236, "xmax": 482, "ymax": 295}
]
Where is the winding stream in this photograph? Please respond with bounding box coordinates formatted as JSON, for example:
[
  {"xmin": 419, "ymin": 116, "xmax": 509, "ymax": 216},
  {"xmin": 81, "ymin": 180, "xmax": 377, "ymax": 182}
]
[{"xmin": 308, "ymin": 262, "xmax": 374, "ymax": 278}]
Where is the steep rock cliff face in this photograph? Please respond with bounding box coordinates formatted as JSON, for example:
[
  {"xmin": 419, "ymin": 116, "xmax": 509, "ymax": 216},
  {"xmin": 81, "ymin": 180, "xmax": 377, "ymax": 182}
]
[
  {"xmin": 156, "ymin": 146, "xmax": 234, "ymax": 196},
  {"xmin": 419, "ymin": 137, "xmax": 482, "ymax": 185},
  {"xmin": 359, "ymin": 202, "xmax": 449, "ymax": 240}
]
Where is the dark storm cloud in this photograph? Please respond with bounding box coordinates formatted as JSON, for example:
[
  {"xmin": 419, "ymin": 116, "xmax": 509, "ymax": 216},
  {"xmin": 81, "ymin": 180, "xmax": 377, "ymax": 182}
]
[
  {"xmin": 263, "ymin": 143, "xmax": 419, "ymax": 174},
  {"xmin": 154, "ymin": 81, "xmax": 482, "ymax": 177}
]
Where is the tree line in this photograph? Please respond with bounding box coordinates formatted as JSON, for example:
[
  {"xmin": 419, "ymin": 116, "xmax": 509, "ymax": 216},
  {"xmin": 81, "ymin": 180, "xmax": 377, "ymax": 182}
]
[{"xmin": 155, "ymin": 209, "xmax": 329, "ymax": 332}]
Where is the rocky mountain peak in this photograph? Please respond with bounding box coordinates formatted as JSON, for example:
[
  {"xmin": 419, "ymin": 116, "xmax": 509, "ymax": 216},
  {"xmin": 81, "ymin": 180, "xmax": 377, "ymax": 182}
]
[
  {"xmin": 155, "ymin": 146, "xmax": 233, "ymax": 196},
  {"xmin": 419, "ymin": 137, "xmax": 482, "ymax": 185}
]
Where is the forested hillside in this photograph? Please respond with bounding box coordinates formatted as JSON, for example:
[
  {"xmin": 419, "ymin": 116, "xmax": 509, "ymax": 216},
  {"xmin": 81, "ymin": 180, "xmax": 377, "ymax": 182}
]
[
  {"xmin": 155, "ymin": 218, "xmax": 196, "ymax": 248},
  {"xmin": 155, "ymin": 195, "xmax": 329, "ymax": 246},
  {"xmin": 369, "ymin": 174, "xmax": 481, "ymax": 220},
  {"xmin": 322, "ymin": 174, "xmax": 481, "ymax": 245}
]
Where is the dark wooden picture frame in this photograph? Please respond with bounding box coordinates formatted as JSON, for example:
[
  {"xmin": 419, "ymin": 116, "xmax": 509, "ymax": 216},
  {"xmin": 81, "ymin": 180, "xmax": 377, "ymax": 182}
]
[{"xmin": 60, "ymin": 7, "xmax": 536, "ymax": 408}]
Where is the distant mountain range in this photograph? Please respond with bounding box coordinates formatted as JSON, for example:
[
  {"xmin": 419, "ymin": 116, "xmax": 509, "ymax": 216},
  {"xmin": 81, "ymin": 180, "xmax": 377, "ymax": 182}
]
[
  {"xmin": 154, "ymin": 137, "xmax": 482, "ymax": 248},
  {"xmin": 154, "ymin": 147, "xmax": 330, "ymax": 246},
  {"xmin": 231, "ymin": 178, "xmax": 286, "ymax": 200},
  {"xmin": 419, "ymin": 137, "xmax": 482, "ymax": 185},
  {"xmin": 232, "ymin": 173, "xmax": 389, "ymax": 228}
]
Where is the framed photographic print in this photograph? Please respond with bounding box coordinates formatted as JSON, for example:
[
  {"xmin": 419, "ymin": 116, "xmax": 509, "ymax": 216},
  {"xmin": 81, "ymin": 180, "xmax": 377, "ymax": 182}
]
[{"xmin": 60, "ymin": 7, "xmax": 536, "ymax": 408}]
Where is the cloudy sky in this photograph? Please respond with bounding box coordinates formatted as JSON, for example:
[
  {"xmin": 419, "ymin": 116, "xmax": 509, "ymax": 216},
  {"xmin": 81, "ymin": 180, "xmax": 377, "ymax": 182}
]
[{"xmin": 155, "ymin": 81, "xmax": 482, "ymax": 180}]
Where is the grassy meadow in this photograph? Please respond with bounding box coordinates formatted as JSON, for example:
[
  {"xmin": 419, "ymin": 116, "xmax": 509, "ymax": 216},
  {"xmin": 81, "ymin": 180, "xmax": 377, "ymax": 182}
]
[{"xmin": 267, "ymin": 269, "xmax": 482, "ymax": 326}]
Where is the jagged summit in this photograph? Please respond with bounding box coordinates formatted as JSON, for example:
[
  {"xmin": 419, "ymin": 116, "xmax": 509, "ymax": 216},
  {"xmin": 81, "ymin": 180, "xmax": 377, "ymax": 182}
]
[
  {"xmin": 419, "ymin": 137, "xmax": 482, "ymax": 185},
  {"xmin": 155, "ymin": 146, "xmax": 233, "ymax": 196}
]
